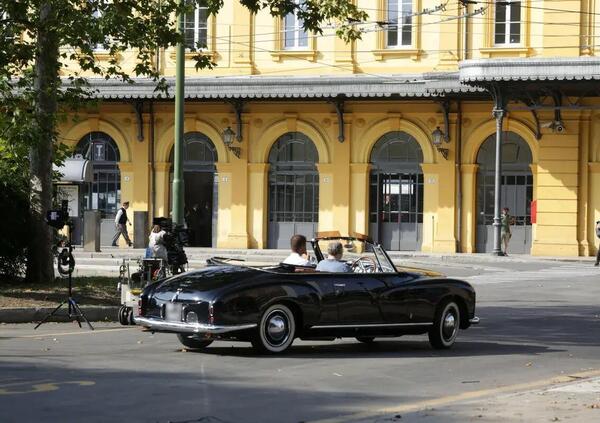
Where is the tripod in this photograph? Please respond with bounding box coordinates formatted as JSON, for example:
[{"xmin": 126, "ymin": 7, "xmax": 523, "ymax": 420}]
[{"xmin": 35, "ymin": 222, "xmax": 94, "ymax": 330}]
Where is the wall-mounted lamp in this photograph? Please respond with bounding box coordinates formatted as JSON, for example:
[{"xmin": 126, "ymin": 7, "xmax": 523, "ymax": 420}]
[
  {"xmin": 222, "ymin": 126, "xmax": 241, "ymax": 158},
  {"xmin": 431, "ymin": 126, "xmax": 449, "ymax": 160}
]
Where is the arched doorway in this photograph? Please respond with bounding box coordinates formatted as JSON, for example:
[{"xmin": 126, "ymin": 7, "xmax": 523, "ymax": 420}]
[
  {"xmin": 267, "ymin": 132, "xmax": 319, "ymax": 249},
  {"xmin": 75, "ymin": 132, "xmax": 121, "ymax": 245},
  {"xmin": 169, "ymin": 132, "xmax": 218, "ymax": 247},
  {"xmin": 476, "ymin": 132, "xmax": 533, "ymax": 253},
  {"xmin": 369, "ymin": 131, "xmax": 424, "ymax": 251}
]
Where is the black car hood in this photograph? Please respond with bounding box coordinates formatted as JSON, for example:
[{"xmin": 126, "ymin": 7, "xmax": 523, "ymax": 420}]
[
  {"xmin": 153, "ymin": 265, "xmax": 258, "ymax": 297},
  {"xmin": 396, "ymin": 265, "xmax": 445, "ymax": 278}
]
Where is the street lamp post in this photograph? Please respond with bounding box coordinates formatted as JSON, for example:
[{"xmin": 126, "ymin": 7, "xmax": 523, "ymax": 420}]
[{"xmin": 172, "ymin": 0, "xmax": 185, "ymax": 225}]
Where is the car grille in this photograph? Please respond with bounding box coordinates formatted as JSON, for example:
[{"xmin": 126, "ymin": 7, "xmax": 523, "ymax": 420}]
[{"xmin": 147, "ymin": 300, "xmax": 209, "ymax": 323}]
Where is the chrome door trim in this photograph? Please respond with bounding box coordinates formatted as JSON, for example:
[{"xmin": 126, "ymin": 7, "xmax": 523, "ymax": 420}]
[{"xmin": 311, "ymin": 322, "xmax": 433, "ymax": 329}]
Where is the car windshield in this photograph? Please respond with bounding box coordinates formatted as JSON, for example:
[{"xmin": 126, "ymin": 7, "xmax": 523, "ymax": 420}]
[{"xmin": 314, "ymin": 237, "xmax": 396, "ymax": 274}]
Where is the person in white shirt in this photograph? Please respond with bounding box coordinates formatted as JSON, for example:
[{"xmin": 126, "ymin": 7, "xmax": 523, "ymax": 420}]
[
  {"xmin": 111, "ymin": 201, "xmax": 132, "ymax": 247},
  {"xmin": 148, "ymin": 225, "xmax": 168, "ymax": 261},
  {"xmin": 282, "ymin": 234, "xmax": 312, "ymax": 266}
]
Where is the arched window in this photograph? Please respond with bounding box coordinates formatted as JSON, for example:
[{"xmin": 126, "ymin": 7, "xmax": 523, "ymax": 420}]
[
  {"xmin": 476, "ymin": 132, "xmax": 533, "ymax": 253},
  {"xmin": 369, "ymin": 131, "xmax": 424, "ymax": 251},
  {"xmin": 75, "ymin": 132, "xmax": 121, "ymax": 217},
  {"xmin": 169, "ymin": 132, "xmax": 218, "ymax": 247},
  {"xmin": 267, "ymin": 132, "xmax": 319, "ymax": 248}
]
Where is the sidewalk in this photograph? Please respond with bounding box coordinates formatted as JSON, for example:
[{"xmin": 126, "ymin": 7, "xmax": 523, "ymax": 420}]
[
  {"xmin": 68, "ymin": 246, "xmax": 597, "ymax": 277},
  {"xmin": 359, "ymin": 373, "xmax": 600, "ymax": 423}
]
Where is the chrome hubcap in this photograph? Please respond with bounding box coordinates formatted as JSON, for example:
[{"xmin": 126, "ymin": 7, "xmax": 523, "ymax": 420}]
[
  {"xmin": 442, "ymin": 310, "xmax": 457, "ymax": 340},
  {"xmin": 267, "ymin": 315, "xmax": 287, "ymax": 342}
]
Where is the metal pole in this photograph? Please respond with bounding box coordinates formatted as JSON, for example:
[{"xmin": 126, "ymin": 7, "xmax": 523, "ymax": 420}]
[
  {"xmin": 172, "ymin": 0, "xmax": 185, "ymax": 225},
  {"xmin": 492, "ymin": 107, "xmax": 505, "ymax": 256}
]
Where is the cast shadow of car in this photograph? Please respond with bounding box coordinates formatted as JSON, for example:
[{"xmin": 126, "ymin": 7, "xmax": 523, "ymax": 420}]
[{"xmin": 183, "ymin": 339, "xmax": 560, "ymax": 359}]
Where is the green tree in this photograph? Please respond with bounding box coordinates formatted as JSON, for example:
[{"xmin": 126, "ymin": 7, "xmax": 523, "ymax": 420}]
[{"xmin": 0, "ymin": 0, "xmax": 367, "ymax": 282}]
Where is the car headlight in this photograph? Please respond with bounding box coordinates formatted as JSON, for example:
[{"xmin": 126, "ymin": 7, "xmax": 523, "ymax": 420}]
[{"xmin": 186, "ymin": 311, "xmax": 198, "ymax": 324}]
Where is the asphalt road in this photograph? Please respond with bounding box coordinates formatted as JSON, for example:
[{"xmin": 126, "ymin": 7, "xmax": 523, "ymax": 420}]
[{"xmin": 1, "ymin": 259, "xmax": 599, "ymax": 423}]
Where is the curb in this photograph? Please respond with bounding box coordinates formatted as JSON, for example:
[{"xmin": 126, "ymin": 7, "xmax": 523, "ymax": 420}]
[{"xmin": 0, "ymin": 306, "xmax": 119, "ymax": 324}]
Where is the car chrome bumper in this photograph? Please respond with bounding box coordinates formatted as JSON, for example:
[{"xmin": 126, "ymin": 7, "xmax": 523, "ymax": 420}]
[
  {"xmin": 135, "ymin": 316, "xmax": 257, "ymax": 334},
  {"xmin": 469, "ymin": 316, "xmax": 480, "ymax": 325}
]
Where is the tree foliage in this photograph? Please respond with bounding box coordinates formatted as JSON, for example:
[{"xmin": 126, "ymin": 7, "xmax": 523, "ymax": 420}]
[{"xmin": 0, "ymin": 0, "xmax": 368, "ymax": 282}]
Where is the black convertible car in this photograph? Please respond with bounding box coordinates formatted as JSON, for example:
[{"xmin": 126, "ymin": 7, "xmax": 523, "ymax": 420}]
[{"xmin": 136, "ymin": 232, "xmax": 479, "ymax": 353}]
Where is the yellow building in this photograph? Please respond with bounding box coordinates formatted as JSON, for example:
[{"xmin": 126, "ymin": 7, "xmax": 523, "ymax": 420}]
[{"xmin": 58, "ymin": 0, "xmax": 600, "ymax": 256}]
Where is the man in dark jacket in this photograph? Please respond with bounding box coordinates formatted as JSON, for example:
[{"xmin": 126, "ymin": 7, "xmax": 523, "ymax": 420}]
[{"xmin": 111, "ymin": 201, "xmax": 132, "ymax": 247}]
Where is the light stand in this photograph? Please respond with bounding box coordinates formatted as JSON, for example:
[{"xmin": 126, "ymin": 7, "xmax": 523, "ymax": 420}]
[{"xmin": 35, "ymin": 221, "xmax": 94, "ymax": 330}]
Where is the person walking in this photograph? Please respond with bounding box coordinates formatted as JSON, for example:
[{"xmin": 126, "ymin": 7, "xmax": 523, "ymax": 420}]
[
  {"xmin": 595, "ymin": 220, "xmax": 600, "ymax": 266},
  {"xmin": 112, "ymin": 201, "xmax": 132, "ymax": 247},
  {"xmin": 501, "ymin": 207, "xmax": 512, "ymax": 256}
]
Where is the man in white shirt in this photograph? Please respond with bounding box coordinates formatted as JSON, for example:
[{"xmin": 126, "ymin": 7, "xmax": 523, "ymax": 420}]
[
  {"xmin": 111, "ymin": 201, "xmax": 132, "ymax": 247},
  {"xmin": 282, "ymin": 234, "xmax": 311, "ymax": 266}
]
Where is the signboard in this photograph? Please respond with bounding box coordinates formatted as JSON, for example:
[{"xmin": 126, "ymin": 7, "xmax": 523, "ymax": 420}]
[{"xmin": 57, "ymin": 185, "xmax": 79, "ymax": 217}]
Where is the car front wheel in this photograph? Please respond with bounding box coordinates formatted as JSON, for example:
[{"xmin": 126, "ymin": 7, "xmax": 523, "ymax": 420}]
[
  {"xmin": 251, "ymin": 304, "xmax": 296, "ymax": 354},
  {"xmin": 428, "ymin": 301, "xmax": 460, "ymax": 349},
  {"xmin": 177, "ymin": 334, "xmax": 213, "ymax": 350}
]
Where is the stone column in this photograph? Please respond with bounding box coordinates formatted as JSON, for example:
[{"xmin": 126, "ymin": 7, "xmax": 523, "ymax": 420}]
[
  {"xmin": 316, "ymin": 163, "xmax": 335, "ymax": 233},
  {"xmin": 248, "ymin": 163, "xmax": 269, "ymax": 249},
  {"xmin": 421, "ymin": 163, "xmax": 457, "ymax": 253},
  {"xmin": 460, "ymin": 164, "xmax": 479, "ymax": 253},
  {"xmin": 154, "ymin": 162, "xmax": 171, "ymax": 218},
  {"xmin": 350, "ymin": 163, "xmax": 371, "ymax": 237}
]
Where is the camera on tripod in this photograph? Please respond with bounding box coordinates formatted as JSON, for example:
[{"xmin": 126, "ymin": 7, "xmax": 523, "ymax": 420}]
[
  {"xmin": 153, "ymin": 217, "xmax": 189, "ymax": 274},
  {"xmin": 46, "ymin": 200, "xmax": 71, "ymax": 230}
]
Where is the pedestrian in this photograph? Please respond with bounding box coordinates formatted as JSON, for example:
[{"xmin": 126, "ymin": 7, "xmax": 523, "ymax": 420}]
[
  {"xmin": 595, "ymin": 220, "xmax": 600, "ymax": 266},
  {"xmin": 501, "ymin": 207, "xmax": 512, "ymax": 256},
  {"xmin": 111, "ymin": 201, "xmax": 133, "ymax": 247}
]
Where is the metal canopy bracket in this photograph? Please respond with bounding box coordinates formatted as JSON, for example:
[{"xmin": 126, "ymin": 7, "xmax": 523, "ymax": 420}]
[
  {"xmin": 333, "ymin": 98, "xmax": 345, "ymax": 143},
  {"xmin": 133, "ymin": 101, "xmax": 144, "ymax": 142}
]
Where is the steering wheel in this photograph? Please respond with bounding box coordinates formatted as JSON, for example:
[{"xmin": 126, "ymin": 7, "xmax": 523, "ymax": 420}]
[{"xmin": 351, "ymin": 256, "xmax": 377, "ymax": 273}]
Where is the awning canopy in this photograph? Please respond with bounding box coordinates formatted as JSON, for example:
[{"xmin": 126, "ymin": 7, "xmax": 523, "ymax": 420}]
[
  {"xmin": 459, "ymin": 57, "xmax": 600, "ymax": 98},
  {"xmin": 54, "ymin": 158, "xmax": 92, "ymax": 183},
  {"xmin": 80, "ymin": 73, "xmax": 483, "ymax": 100}
]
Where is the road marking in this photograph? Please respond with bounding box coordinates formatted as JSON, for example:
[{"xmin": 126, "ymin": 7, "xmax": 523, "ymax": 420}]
[
  {"xmin": 15, "ymin": 327, "xmax": 136, "ymax": 339},
  {"xmin": 308, "ymin": 369, "xmax": 600, "ymax": 423},
  {"xmin": 0, "ymin": 380, "xmax": 51, "ymax": 388},
  {"xmin": 0, "ymin": 381, "xmax": 95, "ymax": 395}
]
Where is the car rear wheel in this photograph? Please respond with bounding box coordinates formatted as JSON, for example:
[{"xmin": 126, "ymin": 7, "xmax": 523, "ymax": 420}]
[
  {"xmin": 428, "ymin": 301, "xmax": 460, "ymax": 349},
  {"xmin": 177, "ymin": 334, "xmax": 213, "ymax": 350},
  {"xmin": 251, "ymin": 304, "xmax": 296, "ymax": 354}
]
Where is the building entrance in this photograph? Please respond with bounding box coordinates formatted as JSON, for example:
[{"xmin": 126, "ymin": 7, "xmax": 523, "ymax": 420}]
[
  {"xmin": 369, "ymin": 132, "xmax": 424, "ymax": 251},
  {"xmin": 170, "ymin": 132, "xmax": 218, "ymax": 247},
  {"xmin": 75, "ymin": 132, "xmax": 121, "ymax": 246},
  {"xmin": 476, "ymin": 132, "xmax": 533, "ymax": 254},
  {"xmin": 267, "ymin": 132, "xmax": 319, "ymax": 249}
]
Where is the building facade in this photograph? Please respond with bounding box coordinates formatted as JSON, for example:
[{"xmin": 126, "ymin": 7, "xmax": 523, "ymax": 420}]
[{"xmin": 58, "ymin": 0, "xmax": 600, "ymax": 256}]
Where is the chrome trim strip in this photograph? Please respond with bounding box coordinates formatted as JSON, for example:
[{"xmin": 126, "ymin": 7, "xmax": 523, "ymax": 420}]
[
  {"xmin": 135, "ymin": 316, "xmax": 257, "ymax": 334},
  {"xmin": 469, "ymin": 317, "xmax": 480, "ymax": 324},
  {"xmin": 311, "ymin": 322, "xmax": 433, "ymax": 329}
]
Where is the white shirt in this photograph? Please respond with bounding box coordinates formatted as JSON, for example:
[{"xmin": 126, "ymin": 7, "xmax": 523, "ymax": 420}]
[
  {"xmin": 283, "ymin": 252, "xmax": 311, "ymax": 266},
  {"xmin": 148, "ymin": 230, "xmax": 166, "ymax": 248}
]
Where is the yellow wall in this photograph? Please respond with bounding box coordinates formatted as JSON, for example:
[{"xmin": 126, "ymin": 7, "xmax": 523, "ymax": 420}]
[{"xmin": 56, "ymin": 1, "xmax": 600, "ymax": 255}]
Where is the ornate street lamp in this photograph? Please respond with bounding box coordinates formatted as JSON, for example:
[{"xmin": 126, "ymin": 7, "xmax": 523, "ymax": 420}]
[
  {"xmin": 431, "ymin": 126, "xmax": 449, "ymax": 160},
  {"xmin": 222, "ymin": 126, "xmax": 241, "ymax": 158}
]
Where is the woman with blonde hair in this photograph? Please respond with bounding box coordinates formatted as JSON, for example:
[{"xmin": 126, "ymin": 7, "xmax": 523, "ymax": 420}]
[{"xmin": 148, "ymin": 224, "xmax": 168, "ymax": 261}]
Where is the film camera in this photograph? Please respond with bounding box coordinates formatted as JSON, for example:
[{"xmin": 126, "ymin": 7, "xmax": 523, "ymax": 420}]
[
  {"xmin": 46, "ymin": 200, "xmax": 71, "ymax": 229},
  {"xmin": 153, "ymin": 217, "xmax": 189, "ymax": 274}
]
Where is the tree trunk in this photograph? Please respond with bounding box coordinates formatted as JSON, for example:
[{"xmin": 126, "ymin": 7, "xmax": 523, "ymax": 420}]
[{"xmin": 26, "ymin": 2, "xmax": 60, "ymax": 283}]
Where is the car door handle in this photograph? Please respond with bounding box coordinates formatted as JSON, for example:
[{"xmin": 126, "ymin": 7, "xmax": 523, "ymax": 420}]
[{"xmin": 334, "ymin": 283, "xmax": 346, "ymax": 288}]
